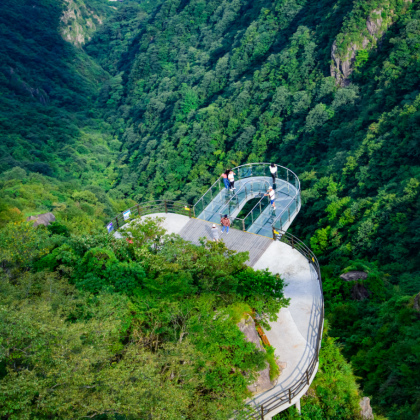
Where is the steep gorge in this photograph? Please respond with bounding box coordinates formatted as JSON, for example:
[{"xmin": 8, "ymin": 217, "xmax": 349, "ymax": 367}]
[{"xmin": 1, "ymin": 0, "xmax": 420, "ymax": 418}]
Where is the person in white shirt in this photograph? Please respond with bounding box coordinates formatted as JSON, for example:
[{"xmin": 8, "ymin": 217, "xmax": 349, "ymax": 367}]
[
  {"xmin": 211, "ymin": 224, "xmax": 220, "ymax": 242},
  {"xmin": 269, "ymin": 163, "xmax": 277, "ymax": 183},
  {"xmin": 264, "ymin": 186, "xmax": 276, "ymax": 210},
  {"xmin": 228, "ymin": 170, "xmax": 236, "ymax": 190}
]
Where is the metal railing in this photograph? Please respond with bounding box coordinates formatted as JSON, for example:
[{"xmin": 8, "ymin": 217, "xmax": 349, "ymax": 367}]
[
  {"xmin": 105, "ymin": 200, "xmax": 192, "ymax": 233},
  {"xmin": 193, "ymin": 163, "xmax": 300, "ymax": 232},
  {"xmin": 106, "ymin": 200, "xmax": 323, "ymax": 419},
  {"xmin": 230, "ymin": 187, "xmax": 271, "ymax": 232},
  {"xmin": 217, "ymin": 179, "xmax": 271, "ymax": 226},
  {"xmin": 244, "ymin": 229, "xmax": 323, "ymax": 419}
]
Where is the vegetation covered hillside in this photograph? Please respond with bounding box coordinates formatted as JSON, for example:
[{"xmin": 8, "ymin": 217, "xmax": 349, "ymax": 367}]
[
  {"xmin": 86, "ymin": 0, "xmax": 420, "ymax": 418},
  {"xmin": 1, "ymin": 0, "xmax": 420, "ymax": 418},
  {"xmin": 0, "ymin": 217, "xmax": 290, "ymax": 419}
]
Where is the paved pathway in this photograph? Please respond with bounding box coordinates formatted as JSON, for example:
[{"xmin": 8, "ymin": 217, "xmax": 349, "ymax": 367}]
[
  {"xmin": 249, "ymin": 241, "xmax": 322, "ymax": 417},
  {"xmin": 116, "ymin": 213, "xmax": 321, "ymax": 417},
  {"xmin": 178, "ymin": 218, "xmax": 272, "ymax": 266}
]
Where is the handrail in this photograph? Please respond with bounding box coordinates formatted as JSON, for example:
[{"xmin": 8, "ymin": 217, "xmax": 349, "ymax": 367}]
[
  {"xmin": 105, "ymin": 200, "xmax": 192, "ymax": 232},
  {"xmin": 244, "ymin": 229, "xmax": 323, "ymax": 419},
  {"xmin": 217, "ymin": 179, "xmax": 271, "ymax": 221},
  {"xmin": 193, "ymin": 163, "xmax": 301, "ymax": 234},
  {"xmin": 106, "ymin": 201, "xmax": 323, "ymax": 419},
  {"xmin": 229, "ymin": 183, "xmax": 271, "ymax": 232}
]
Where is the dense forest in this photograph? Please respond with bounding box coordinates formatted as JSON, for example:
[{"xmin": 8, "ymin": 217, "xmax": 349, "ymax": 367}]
[{"xmin": 1, "ymin": 0, "xmax": 420, "ymax": 418}]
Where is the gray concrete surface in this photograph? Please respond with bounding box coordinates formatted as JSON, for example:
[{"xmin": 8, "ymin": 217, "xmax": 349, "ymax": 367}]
[
  {"xmin": 113, "ymin": 212, "xmax": 191, "ymax": 239},
  {"xmin": 113, "ymin": 213, "xmax": 322, "ymax": 417},
  {"xmin": 248, "ymin": 240, "xmax": 322, "ymax": 416},
  {"xmin": 177, "ymin": 218, "xmax": 272, "ymax": 266}
]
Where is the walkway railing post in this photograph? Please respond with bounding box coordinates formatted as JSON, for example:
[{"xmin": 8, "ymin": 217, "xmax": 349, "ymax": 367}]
[
  {"xmin": 287, "ymin": 169, "xmax": 290, "ymax": 194},
  {"xmin": 136, "ymin": 204, "xmax": 140, "ymax": 216},
  {"xmin": 306, "ymin": 370, "xmax": 309, "ymax": 385},
  {"xmin": 261, "ymin": 404, "xmax": 264, "ymax": 420},
  {"xmin": 289, "ymin": 389, "xmax": 292, "ymax": 404},
  {"xmin": 291, "ymin": 236, "xmax": 294, "ymax": 249},
  {"xmin": 272, "ymin": 227, "xmax": 276, "ymax": 241},
  {"xmin": 164, "ymin": 201, "xmax": 168, "ymax": 213},
  {"xmin": 115, "ymin": 216, "xmax": 119, "ymax": 229},
  {"xmin": 242, "ymin": 219, "xmax": 245, "ymax": 231},
  {"xmin": 189, "ymin": 207, "xmax": 191, "ymax": 218}
]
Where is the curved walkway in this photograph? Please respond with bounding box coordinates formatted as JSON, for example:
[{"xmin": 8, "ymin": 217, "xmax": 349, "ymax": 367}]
[
  {"xmin": 117, "ymin": 213, "xmax": 322, "ymax": 417},
  {"xmin": 196, "ymin": 176, "xmax": 299, "ymax": 236},
  {"xmin": 249, "ymin": 241, "xmax": 322, "ymax": 418}
]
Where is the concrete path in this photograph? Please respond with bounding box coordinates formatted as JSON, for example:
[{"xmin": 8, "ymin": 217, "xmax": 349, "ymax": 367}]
[
  {"xmin": 114, "ymin": 213, "xmax": 322, "ymax": 417},
  {"xmin": 247, "ymin": 241, "xmax": 322, "ymax": 416},
  {"xmin": 113, "ymin": 212, "xmax": 190, "ymax": 239},
  {"xmin": 178, "ymin": 218, "xmax": 272, "ymax": 266}
]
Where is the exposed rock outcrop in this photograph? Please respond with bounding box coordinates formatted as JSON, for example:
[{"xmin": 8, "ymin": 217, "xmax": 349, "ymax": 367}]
[
  {"xmin": 414, "ymin": 292, "xmax": 420, "ymax": 312},
  {"xmin": 331, "ymin": 38, "xmax": 369, "ymax": 86},
  {"xmin": 27, "ymin": 212, "xmax": 56, "ymax": 227},
  {"xmin": 61, "ymin": 0, "xmax": 105, "ymax": 46},
  {"xmin": 237, "ymin": 316, "xmax": 277, "ymax": 394},
  {"xmin": 360, "ymin": 397, "xmax": 374, "ymax": 419},
  {"xmin": 331, "ymin": 9, "xmax": 389, "ymax": 86},
  {"xmin": 340, "ymin": 271, "xmax": 368, "ymax": 281},
  {"xmin": 8, "ymin": 68, "xmax": 49, "ymax": 105},
  {"xmin": 340, "ymin": 271, "xmax": 370, "ymax": 301},
  {"xmin": 351, "ymin": 283, "xmax": 371, "ymax": 301},
  {"xmin": 237, "ymin": 315, "xmax": 263, "ymax": 351}
]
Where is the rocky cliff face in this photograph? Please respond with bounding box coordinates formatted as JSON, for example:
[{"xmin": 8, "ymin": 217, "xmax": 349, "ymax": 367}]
[
  {"xmin": 61, "ymin": 0, "xmax": 108, "ymax": 46},
  {"xmin": 359, "ymin": 397, "xmax": 374, "ymax": 419},
  {"xmin": 237, "ymin": 315, "xmax": 278, "ymax": 394},
  {"xmin": 331, "ymin": 10, "xmax": 388, "ymax": 86}
]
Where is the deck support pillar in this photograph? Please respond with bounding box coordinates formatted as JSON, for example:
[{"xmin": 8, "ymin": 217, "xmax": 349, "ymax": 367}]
[{"xmin": 295, "ymin": 398, "xmax": 301, "ymax": 415}]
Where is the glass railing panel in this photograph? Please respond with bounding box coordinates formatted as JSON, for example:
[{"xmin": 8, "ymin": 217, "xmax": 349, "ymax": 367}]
[
  {"xmin": 257, "ymin": 226, "xmax": 273, "ymax": 238},
  {"xmin": 238, "ymin": 165, "xmax": 252, "ymax": 179},
  {"xmin": 194, "ymin": 199, "xmax": 204, "ymax": 217},
  {"xmin": 203, "ymin": 193, "xmax": 212, "ymax": 208},
  {"xmin": 251, "ymin": 164, "xmax": 265, "ymax": 177},
  {"xmin": 289, "ymin": 198, "xmax": 297, "ymax": 216},
  {"xmin": 275, "ymin": 166, "xmax": 287, "ymax": 182},
  {"xmin": 244, "ymin": 215, "xmax": 254, "ymax": 230},
  {"xmin": 272, "ymin": 215, "xmax": 281, "ymax": 232},
  {"xmin": 232, "ymin": 218, "xmax": 244, "ymax": 231},
  {"xmin": 281, "ymin": 210, "xmax": 289, "ymax": 229}
]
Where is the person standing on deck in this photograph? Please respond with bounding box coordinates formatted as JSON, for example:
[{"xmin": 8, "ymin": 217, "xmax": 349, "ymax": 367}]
[
  {"xmin": 211, "ymin": 224, "xmax": 220, "ymax": 242},
  {"xmin": 270, "ymin": 163, "xmax": 277, "ymax": 183},
  {"xmin": 228, "ymin": 170, "xmax": 236, "ymax": 190},
  {"xmin": 220, "ymin": 214, "xmax": 230, "ymax": 234},
  {"xmin": 264, "ymin": 186, "xmax": 276, "ymax": 211},
  {"xmin": 221, "ymin": 171, "xmax": 230, "ymax": 190}
]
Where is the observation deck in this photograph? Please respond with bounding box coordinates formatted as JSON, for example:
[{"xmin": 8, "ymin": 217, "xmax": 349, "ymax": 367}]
[
  {"xmin": 193, "ymin": 163, "xmax": 301, "ymax": 237},
  {"xmin": 107, "ymin": 163, "xmax": 323, "ymax": 419}
]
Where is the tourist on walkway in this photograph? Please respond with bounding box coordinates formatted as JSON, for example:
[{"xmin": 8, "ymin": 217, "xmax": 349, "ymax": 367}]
[
  {"xmin": 265, "ymin": 186, "xmax": 276, "ymax": 211},
  {"xmin": 270, "ymin": 163, "xmax": 277, "ymax": 183},
  {"xmin": 211, "ymin": 224, "xmax": 220, "ymax": 242},
  {"xmin": 221, "ymin": 171, "xmax": 230, "ymax": 190},
  {"xmin": 228, "ymin": 170, "xmax": 236, "ymax": 190},
  {"xmin": 220, "ymin": 214, "xmax": 230, "ymax": 234}
]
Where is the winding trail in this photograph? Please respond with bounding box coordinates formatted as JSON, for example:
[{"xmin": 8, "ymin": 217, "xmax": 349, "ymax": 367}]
[{"xmin": 120, "ymin": 213, "xmax": 322, "ymax": 418}]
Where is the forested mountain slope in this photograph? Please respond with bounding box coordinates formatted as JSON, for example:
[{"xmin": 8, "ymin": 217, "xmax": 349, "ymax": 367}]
[
  {"xmin": 61, "ymin": 0, "xmax": 119, "ymax": 46},
  {"xmin": 1, "ymin": 0, "xmax": 420, "ymax": 419},
  {"xmin": 86, "ymin": 0, "xmax": 420, "ymax": 418},
  {"xmin": 0, "ymin": 0, "xmax": 135, "ymax": 227}
]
